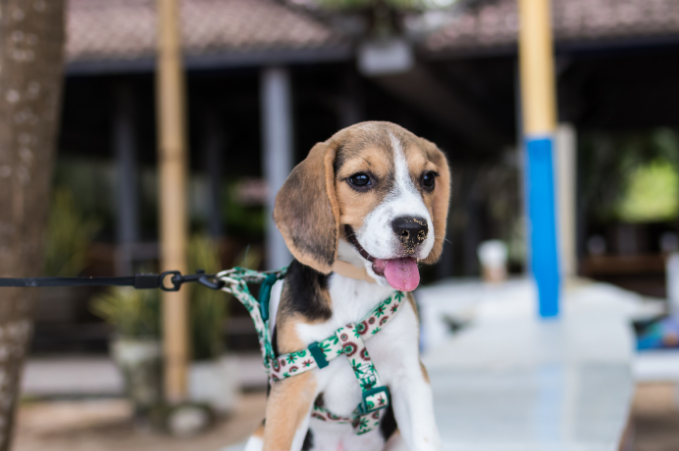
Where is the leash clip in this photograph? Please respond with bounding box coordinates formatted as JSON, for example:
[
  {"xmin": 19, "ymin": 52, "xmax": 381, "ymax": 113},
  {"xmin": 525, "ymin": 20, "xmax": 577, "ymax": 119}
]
[{"xmin": 159, "ymin": 269, "xmax": 224, "ymax": 292}]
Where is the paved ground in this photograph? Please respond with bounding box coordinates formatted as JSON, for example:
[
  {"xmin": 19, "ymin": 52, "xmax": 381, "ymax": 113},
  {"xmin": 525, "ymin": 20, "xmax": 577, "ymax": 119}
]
[
  {"xmin": 11, "ymin": 383, "xmax": 679, "ymax": 450},
  {"xmin": 21, "ymin": 354, "xmax": 267, "ymax": 396},
  {"xmin": 13, "ymin": 393, "xmax": 266, "ymax": 451},
  {"xmin": 13, "ymin": 351, "xmax": 679, "ymax": 451},
  {"xmin": 633, "ymin": 383, "xmax": 679, "ymax": 451}
]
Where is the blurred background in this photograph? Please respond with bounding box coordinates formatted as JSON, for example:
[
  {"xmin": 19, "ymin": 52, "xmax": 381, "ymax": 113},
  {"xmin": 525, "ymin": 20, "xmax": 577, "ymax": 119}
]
[{"xmin": 6, "ymin": 0, "xmax": 679, "ymax": 450}]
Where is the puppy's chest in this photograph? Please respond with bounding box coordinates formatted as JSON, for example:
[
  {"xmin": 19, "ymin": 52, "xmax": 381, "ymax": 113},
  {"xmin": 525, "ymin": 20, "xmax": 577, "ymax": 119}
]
[{"xmin": 295, "ymin": 276, "xmax": 416, "ymax": 416}]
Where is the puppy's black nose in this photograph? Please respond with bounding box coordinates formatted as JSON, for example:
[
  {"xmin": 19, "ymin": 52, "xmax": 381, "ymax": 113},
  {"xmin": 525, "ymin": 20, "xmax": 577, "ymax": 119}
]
[{"xmin": 392, "ymin": 216, "xmax": 428, "ymax": 254}]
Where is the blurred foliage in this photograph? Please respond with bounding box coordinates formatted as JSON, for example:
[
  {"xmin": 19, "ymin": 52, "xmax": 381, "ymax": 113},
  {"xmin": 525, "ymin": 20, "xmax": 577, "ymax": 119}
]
[
  {"xmin": 91, "ymin": 288, "xmax": 161, "ymax": 339},
  {"xmin": 44, "ymin": 188, "xmax": 101, "ymax": 277},
  {"xmin": 53, "ymin": 158, "xmax": 267, "ymax": 242},
  {"xmin": 233, "ymin": 245, "xmax": 263, "ymax": 273},
  {"xmin": 188, "ymin": 233, "xmax": 229, "ymax": 361},
  {"xmin": 580, "ymin": 128, "xmax": 679, "ymax": 223},
  {"xmin": 222, "ymin": 182, "xmax": 265, "ymax": 237},
  {"xmin": 616, "ymin": 160, "xmax": 679, "ymax": 223},
  {"xmin": 53, "ymin": 158, "xmax": 115, "ymax": 230}
]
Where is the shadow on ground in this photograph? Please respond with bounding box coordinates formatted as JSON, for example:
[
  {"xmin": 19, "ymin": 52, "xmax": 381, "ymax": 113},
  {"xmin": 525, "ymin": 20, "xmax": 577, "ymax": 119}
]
[
  {"xmin": 13, "ymin": 393, "xmax": 266, "ymax": 451},
  {"xmin": 633, "ymin": 383, "xmax": 679, "ymax": 451}
]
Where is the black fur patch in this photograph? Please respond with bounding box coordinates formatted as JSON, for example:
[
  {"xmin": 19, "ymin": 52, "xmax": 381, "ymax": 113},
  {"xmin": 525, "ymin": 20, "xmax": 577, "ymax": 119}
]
[
  {"xmin": 302, "ymin": 429, "xmax": 314, "ymax": 450},
  {"xmin": 314, "ymin": 392, "xmax": 325, "ymax": 408},
  {"xmin": 281, "ymin": 260, "xmax": 332, "ymax": 321},
  {"xmin": 271, "ymin": 324, "xmax": 279, "ymax": 355},
  {"xmin": 379, "ymin": 402, "xmax": 397, "ymax": 441}
]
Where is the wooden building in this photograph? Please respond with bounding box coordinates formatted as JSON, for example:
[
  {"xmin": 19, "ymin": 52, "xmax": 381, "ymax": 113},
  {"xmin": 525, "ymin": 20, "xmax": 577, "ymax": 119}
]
[{"xmin": 41, "ymin": 0, "xmax": 679, "ymax": 350}]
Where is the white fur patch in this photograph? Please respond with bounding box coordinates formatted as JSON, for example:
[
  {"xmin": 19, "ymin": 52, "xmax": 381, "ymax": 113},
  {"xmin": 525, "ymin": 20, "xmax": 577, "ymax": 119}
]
[
  {"xmin": 355, "ymin": 132, "xmax": 435, "ymax": 283},
  {"xmin": 291, "ymin": 274, "xmax": 439, "ymax": 451},
  {"xmin": 244, "ymin": 435, "xmax": 263, "ymax": 451}
]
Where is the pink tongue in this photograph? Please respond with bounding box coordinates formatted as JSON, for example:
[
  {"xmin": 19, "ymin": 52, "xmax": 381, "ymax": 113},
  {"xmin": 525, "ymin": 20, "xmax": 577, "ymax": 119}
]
[{"xmin": 382, "ymin": 257, "xmax": 420, "ymax": 291}]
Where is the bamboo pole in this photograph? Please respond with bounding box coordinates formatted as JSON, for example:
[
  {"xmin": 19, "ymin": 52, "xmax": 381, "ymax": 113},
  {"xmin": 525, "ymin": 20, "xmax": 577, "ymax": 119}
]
[
  {"xmin": 518, "ymin": 0, "xmax": 557, "ymax": 135},
  {"xmin": 156, "ymin": 0, "xmax": 189, "ymax": 402},
  {"xmin": 518, "ymin": 0, "xmax": 561, "ymax": 318}
]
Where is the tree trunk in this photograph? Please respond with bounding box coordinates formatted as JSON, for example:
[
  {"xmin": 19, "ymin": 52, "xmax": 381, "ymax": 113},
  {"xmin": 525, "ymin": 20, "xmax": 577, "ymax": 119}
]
[{"xmin": 0, "ymin": 1, "xmax": 65, "ymax": 449}]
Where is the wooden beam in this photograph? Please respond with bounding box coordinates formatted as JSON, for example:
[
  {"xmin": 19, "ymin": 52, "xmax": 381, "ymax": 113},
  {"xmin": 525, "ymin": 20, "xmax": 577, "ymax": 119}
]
[{"xmin": 156, "ymin": 0, "xmax": 189, "ymax": 402}]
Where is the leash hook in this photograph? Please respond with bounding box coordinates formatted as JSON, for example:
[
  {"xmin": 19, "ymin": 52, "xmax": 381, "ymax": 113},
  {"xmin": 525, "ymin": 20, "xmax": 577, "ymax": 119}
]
[
  {"xmin": 196, "ymin": 269, "xmax": 225, "ymax": 290},
  {"xmin": 159, "ymin": 270, "xmax": 183, "ymax": 291}
]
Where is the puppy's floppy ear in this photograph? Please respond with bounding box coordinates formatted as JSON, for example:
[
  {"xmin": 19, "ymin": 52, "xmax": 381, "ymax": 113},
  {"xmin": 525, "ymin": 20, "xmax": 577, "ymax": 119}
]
[
  {"xmin": 421, "ymin": 139, "xmax": 451, "ymax": 264},
  {"xmin": 274, "ymin": 140, "xmax": 341, "ymax": 274}
]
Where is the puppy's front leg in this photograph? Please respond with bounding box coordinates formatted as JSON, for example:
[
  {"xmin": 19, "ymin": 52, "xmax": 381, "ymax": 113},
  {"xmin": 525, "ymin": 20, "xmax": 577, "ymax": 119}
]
[
  {"xmin": 391, "ymin": 362, "xmax": 441, "ymax": 451},
  {"xmin": 263, "ymin": 371, "xmax": 316, "ymax": 451}
]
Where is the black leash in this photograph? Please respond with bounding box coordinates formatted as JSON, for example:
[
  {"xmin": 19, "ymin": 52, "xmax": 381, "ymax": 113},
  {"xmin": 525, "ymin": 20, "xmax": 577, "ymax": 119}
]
[{"xmin": 0, "ymin": 269, "xmax": 224, "ymax": 292}]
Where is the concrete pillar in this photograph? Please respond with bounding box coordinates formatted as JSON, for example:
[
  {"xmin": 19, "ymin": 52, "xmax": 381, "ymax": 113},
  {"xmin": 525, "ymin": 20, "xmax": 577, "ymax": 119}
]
[
  {"xmin": 555, "ymin": 124, "xmax": 576, "ymax": 278},
  {"xmin": 261, "ymin": 67, "xmax": 294, "ymax": 270},
  {"xmin": 113, "ymin": 82, "xmax": 139, "ymax": 276}
]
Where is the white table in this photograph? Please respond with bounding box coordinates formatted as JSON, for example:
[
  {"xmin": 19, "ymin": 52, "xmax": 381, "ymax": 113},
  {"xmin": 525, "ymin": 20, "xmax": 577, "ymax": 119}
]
[{"xmin": 419, "ymin": 278, "xmax": 645, "ymax": 451}]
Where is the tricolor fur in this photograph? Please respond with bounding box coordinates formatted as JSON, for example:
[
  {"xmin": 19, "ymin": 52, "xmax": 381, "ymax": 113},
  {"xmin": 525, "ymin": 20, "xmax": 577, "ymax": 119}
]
[{"xmin": 246, "ymin": 122, "xmax": 451, "ymax": 451}]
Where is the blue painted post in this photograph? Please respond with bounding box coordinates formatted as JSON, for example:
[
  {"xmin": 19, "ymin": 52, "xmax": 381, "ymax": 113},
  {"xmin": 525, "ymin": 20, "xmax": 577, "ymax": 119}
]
[
  {"xmin": 527, "ymin": 137, "xmax": 560, "ymax": 317},
  {"xmin": 518, "ymin": 0, "xmax": 561, "ymax": 318}
]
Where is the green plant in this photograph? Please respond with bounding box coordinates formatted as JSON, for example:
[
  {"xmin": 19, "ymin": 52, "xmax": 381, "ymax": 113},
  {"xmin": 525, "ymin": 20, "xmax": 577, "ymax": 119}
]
[
  {"xmin": 90, "ymin": 288, "xmax": 161, "ymax": 339},
  {"xmin": 92, "ymin": 233, "xmax": 233, "ymax": 360},
  {"xmin": 188, "ymin": 233, "xmax": 229, "ymax": 361},
  {"xmin": 222, "ymin": 182, "xmax": 265, "ymax": 236},
  {"xmin": 580, "ymin": 128, "xmax": 679, "ymax": 223},
  {"xmin": 44, "ymin": 188, "xmax": 101, "ymax": 277},
  {"xmin": 616, "ymin": 160, "xmax": 679, "ymax": 223}
]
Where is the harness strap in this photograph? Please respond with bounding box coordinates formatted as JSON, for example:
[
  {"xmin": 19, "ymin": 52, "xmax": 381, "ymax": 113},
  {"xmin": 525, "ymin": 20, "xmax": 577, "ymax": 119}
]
[
  {"xmin": 269, "ymin": 291, "xmax": 405, "ymax": 381},
  {"xmin": 217, "ymin": 267, "xmax": 406, "ymax": 436},
  {"xmin": 278, "ymin": 320, "xmax": 394, "ymax": 435},
  {"xmin": 268, "ymin": 291, "xmax": 404, "ymax": 435}
]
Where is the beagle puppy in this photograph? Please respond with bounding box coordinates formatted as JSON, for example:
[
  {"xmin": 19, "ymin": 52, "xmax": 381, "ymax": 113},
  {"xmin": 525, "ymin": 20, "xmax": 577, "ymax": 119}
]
[{"xmin": 245, "ymin": 121, "xmax": 450, "ymax": 451}]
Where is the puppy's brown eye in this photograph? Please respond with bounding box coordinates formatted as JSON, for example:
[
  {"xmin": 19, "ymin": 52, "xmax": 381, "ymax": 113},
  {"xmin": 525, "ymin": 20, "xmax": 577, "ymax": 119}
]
[
  {"xmin": 348, "ymin": 173, "xmax": 372, "ymax": 189},
  {"xmin": 422, "ymin": 172, "xmax": 436, "ymax": 191}
]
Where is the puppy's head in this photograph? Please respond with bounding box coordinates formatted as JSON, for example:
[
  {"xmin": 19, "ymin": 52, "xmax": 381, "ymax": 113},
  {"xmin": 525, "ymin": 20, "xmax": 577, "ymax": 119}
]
[{"xmin": 274, "ymin": 121, "xmax": 451, "ymax": 291}]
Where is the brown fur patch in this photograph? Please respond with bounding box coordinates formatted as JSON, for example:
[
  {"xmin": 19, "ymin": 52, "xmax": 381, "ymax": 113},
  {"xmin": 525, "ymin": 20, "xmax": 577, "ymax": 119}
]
[
  {"xmin": 276, "ymin": 313, "xmax": 311, "ymax": 354},
  {"xmin": 407, "ymin": 292, "xmax": 419, "ymax": 321},
  {"xmin": 252, "ymin": 422, "xmax": 265, "ymax": 438},
  {"xmin": 419, "ymin": 138, "xmax": 451, "ymax": 264},
  {"xmin": 274, "ymin": 141, "xmax": 340, "ymax": 274},
  {"xmin": 263, "ymin": 371, "xmax": 316, "ymax": 450}
]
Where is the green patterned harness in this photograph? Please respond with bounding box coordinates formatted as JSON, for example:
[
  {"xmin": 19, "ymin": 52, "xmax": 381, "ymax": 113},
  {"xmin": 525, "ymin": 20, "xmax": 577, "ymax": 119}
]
[{"xmin": 217, "ymin": 267, "xmax": 405, "ymax": 435}]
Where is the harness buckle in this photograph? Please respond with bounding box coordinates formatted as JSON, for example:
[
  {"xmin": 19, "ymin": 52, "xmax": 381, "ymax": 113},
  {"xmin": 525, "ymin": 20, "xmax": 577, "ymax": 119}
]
[{"xmin": 357, "ymin": 386, "xmax": 390, "ymax": 415}]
